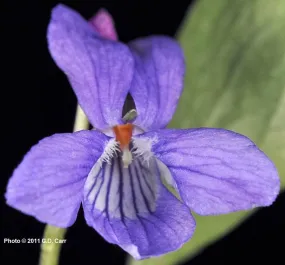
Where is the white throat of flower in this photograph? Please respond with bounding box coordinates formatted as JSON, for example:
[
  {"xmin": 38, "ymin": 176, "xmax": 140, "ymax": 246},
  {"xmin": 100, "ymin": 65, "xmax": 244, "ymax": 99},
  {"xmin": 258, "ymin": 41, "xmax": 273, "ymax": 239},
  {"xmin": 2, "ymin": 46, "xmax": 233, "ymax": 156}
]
[
  {"xmin": 98, "ymin": 109, "xmax": 155, "ymax": 168},
  {"xmin": 121, "ymin": 147, "xmax": 133, "ymax": 168},
  {"xmin": 98, "ymin": 137, "xmax": 154, "ymax": 168}
]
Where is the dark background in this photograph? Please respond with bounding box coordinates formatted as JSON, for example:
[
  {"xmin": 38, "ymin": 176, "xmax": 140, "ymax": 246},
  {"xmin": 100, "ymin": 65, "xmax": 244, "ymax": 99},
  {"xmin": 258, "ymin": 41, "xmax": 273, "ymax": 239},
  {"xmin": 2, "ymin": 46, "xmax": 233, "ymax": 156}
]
[{"xmin": 2, "ymin": 1, "xmax": 284, "ymax": 264}]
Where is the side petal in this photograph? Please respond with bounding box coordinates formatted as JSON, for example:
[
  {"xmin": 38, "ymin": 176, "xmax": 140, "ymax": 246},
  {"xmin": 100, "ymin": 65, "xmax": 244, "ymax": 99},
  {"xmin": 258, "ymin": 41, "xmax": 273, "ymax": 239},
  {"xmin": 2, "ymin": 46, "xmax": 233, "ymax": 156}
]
[
  {"xmin": 83, "ymin": 156, "xmax": 195, "ymax": 259},
  {"xmin": 5, "ymin": 130, "xmax": 108, "ymax": 227},
  {"xmin": 47, "ymin": 4, "xmax": 134, "ymax": 129},
  {"xmin": 128, "ymin": 36, "xmax": 185, "ymax": 131},
  {"xmin": 140, "ymin": 128, "xmax": 280, "ymax": 215},
  {"xmin": 89, "ymin": 9, "xmax": 118, "ymax": 40}
]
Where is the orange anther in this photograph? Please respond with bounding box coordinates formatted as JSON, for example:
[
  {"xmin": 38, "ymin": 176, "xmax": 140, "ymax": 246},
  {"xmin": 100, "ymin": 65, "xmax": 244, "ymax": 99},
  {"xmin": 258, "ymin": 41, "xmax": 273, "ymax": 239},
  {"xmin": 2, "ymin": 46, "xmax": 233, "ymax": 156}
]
[{"xmin": 112, "ymin": 124, "xmax": 133, "ymax": 149}]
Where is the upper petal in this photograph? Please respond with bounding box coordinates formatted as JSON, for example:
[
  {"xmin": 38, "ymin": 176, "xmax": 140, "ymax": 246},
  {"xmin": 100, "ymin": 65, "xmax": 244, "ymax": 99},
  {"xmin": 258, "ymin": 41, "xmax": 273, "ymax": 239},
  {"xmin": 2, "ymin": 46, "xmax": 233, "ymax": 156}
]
[
  {"xmin": 5, "ymin": 130, "xmax": 108, "ymax": 227},
  {"xmin": 83, "ymin": 154, "xmax": 195, "ymax": 259},
  {"xmin": 128, "ymin": 36, "xmax": 185, "ymax": 131},
  {"xmin": 140, "ymin": 128, "xmax": 280, "ymax": 215},
  {"xmin": 47, "ymin": 4, "xmax": 134, "ymax": 129}
]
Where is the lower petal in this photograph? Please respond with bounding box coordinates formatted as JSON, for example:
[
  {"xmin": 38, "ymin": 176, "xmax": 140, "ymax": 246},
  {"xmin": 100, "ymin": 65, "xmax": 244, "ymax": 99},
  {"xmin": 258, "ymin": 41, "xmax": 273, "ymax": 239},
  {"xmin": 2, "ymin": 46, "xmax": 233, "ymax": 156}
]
[
  {"xmin": 139, "ymin": 128, "xmax": 280, "ymax": 215},
  {"xmin": 83, "ymin": 156, "xmax": 195, "ymax": 259},
  {"xmin": 5, "ymin": 130, "xmax": 108, "ymax": 227}
]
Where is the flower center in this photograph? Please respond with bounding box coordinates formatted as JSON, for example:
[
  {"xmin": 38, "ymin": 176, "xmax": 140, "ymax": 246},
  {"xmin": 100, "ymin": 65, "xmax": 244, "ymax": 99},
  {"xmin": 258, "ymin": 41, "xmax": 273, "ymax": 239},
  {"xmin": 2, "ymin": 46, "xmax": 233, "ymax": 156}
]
[{"xmin": 112, "ymin": 123, "xmax": 134, "ymax": 168}]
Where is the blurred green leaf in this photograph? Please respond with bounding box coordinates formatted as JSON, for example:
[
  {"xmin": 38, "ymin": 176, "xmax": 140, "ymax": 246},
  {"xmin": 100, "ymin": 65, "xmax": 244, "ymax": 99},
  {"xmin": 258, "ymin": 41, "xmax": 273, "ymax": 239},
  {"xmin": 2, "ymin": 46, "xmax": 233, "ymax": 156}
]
[{"xmin": 127, "ymin": 0, "xmax": 285, "ymax": 265}]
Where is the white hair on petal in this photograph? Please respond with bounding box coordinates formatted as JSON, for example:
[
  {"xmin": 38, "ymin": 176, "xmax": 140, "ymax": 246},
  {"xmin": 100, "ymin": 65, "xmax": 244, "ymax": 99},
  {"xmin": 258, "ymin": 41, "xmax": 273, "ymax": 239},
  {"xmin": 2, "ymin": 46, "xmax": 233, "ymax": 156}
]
[
  {"xmin": 97, "ymin": 138, "xmax": 120, "ymax": 167},
  {"xmin": 131, "ymin": 137, "xmax": 156, "ymax": 166}
]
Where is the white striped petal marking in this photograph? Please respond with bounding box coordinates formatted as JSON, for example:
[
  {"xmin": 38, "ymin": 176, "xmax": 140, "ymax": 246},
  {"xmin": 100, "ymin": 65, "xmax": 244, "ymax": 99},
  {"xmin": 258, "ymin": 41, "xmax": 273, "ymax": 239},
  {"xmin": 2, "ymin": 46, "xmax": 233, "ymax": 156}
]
[{"xmin": 84, "ymin": 152, "xmax": 158, "ymax": 220}]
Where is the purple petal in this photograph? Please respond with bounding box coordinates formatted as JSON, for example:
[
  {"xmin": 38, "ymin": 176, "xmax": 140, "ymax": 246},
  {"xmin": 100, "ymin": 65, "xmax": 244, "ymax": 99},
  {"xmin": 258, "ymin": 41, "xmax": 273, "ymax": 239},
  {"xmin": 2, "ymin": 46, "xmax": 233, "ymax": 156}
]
[
  {"xmin": 89, "ymin": 9, "xmax": 118, "ymax": 40},
  {"xmin": 140, "ymin": 128, "xmax": 280, "ymax": 215},
  {"xmin": 83, "ymin": 156, "xmax": 195, "ymax": 259},
  {"xmin": 5, "ymin": 130, "xmax": 108, "ymax": 227},
  {"xmin": 128, "ymin": 36, "xmax": 185, "ymax": 131},
  {"xmin": 47, "ymin": 4, "xmax": 134, "ymax": 129}
]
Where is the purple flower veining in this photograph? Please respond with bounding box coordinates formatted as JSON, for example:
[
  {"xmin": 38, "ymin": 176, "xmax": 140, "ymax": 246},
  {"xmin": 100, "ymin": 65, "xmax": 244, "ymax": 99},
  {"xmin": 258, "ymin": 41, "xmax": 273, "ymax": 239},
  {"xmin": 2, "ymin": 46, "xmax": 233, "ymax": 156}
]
[{"xmin": 5, "ymin": 4, "xmax": 280, "ymax": 259}]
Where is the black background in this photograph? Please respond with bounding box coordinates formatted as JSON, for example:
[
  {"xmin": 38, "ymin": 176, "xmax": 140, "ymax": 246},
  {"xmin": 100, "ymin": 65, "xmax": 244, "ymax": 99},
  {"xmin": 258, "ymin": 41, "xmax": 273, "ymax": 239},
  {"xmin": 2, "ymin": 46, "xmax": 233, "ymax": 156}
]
[{"xmin": 2, "ymin": 1, "xmax": 284, "ymax": 264}]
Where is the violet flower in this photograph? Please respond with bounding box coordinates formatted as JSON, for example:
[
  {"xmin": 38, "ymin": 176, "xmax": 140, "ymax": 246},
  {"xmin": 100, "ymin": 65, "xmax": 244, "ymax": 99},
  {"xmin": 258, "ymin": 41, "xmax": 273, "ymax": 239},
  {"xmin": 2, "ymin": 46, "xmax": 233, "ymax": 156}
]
[{"xmin": 5, "ymin": 4, "xmax": 280, "ymax": 259}]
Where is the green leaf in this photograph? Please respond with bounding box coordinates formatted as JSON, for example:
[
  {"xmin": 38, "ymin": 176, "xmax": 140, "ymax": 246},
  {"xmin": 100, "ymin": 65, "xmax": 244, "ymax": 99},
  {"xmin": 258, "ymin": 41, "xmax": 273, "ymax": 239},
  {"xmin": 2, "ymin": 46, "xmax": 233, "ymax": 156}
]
[{"xmin": 127, "ymin": 0, "xmax": 285, "ymax": 265}]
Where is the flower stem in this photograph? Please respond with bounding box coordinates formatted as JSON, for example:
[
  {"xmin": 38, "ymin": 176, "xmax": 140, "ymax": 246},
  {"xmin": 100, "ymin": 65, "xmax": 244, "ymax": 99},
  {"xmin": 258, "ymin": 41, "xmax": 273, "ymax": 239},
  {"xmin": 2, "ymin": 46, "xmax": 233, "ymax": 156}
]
[
  {"xmin": 39, "ymin": 105, "xmax": 89, "ymax": 265},
  {"xmin": 39, "ymin": 225, "xmax": 66, "ymax": 265},
  {"xmin": 72, "ymin": 105, "xmax": 89, "ymax": 132}
]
